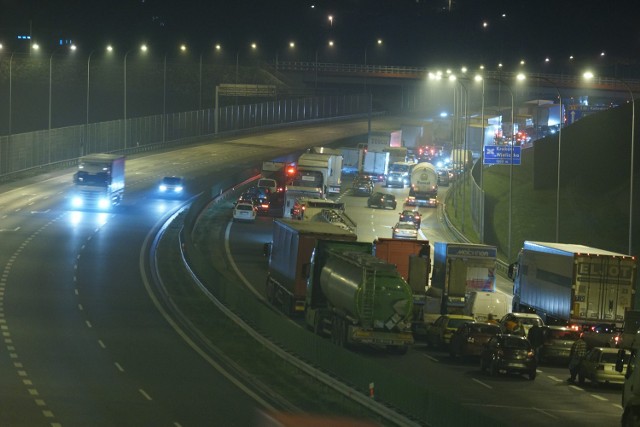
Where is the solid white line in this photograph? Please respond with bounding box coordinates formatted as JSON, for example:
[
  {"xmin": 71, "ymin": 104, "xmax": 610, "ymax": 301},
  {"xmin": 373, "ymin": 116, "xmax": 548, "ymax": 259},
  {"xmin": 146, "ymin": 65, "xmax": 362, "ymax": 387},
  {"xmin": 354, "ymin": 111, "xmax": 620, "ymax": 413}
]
[
  {"xmin": 422, "ymin": 353, "xmax": 439, "ymax": 362},
  {"xmin": 533, "ymin": 407, "xmax": 559, "ymax": 419},
  {"xmin": 472, "ymin": 378, "xmax": 492, "ymax": 389},
  {"xmin": 569, "ymin": 385, "xmax": 584, "ymax": 391}
]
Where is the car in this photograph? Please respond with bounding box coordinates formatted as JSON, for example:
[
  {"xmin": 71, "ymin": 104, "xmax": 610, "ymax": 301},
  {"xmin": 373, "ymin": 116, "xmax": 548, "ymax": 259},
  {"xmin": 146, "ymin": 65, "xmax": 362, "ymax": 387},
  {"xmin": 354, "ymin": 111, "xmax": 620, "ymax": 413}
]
[
  {"xmin": 367, "ymin": 192, "xmax": 397, "ymax": 209},
  {"xmin": 385, "ymin": 172, "xmax": 407, "ymax": 188},
  {"xmin": 535, "ymin": 326, "xmax": 581, "ymax": 363},
  {"xmin": 232, "ymin": 202, "xmax": 257, "ymax": 222},
  {"xmin": 399, "ymin": 210, "xmax": 421, "ymax": 228},
  {"xmin": 392, "ymin": 222, "xmax": 418, "ymax": 239},
  {"xmin": 578, "ymin": 347, "xmax": 627, "ymax": 385},
  {"xmin": 352, "ymin": 177, "xmax": 374, "ymax": 196},
  {"xmin": 450, "ymin": 322, "xmax": 501, "ymax": 359},
  {"xmin": 422, "ymin": 314, "xmax": 475, "ymax": 348},
  {"xmin": 244, "ymin": 186, "xmax": 270, "ymax": 199},
  {"xmin": 480, "ymin": 334, "xmax": 537, "ymax": 380},
  {"xmin": 437, "ymin": 169, "xmax": 450, "ymax": 186},
  {"xmin": 158, "ymin": 176, "xmax": 185, "ymax": 195},
  {"xmin": 583, "ymin": 323, "xmax": 623, "ymax": 349},
  {"xmin": 499, "ymin": 312, "xmax": 544, "ymax": 337}
]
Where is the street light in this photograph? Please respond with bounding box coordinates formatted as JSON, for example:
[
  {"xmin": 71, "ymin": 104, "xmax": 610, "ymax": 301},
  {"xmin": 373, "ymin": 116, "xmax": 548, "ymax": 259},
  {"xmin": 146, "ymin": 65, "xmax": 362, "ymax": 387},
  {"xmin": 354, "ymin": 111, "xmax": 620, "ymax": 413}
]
[
  {"xmin": 86, "ymin": 45, "xmax": 113, "ymax": 155},
  {"xmin": 517, "ymin": 72, "xmax": 562, "ymax": 242},
  {"xmin": 584, "ymin": 71, "xmax": 635, "ymax": 254},
  {"xmin": 364, "ymin": 38, "xmax": 383, "ymax": 94},
  {"xmin": 124, "ymin": 44, "xmax": 147, "ymax": 150},
  {"xmin": 49, "ymin": 44, "xmax": 76, "ymax": 163}
]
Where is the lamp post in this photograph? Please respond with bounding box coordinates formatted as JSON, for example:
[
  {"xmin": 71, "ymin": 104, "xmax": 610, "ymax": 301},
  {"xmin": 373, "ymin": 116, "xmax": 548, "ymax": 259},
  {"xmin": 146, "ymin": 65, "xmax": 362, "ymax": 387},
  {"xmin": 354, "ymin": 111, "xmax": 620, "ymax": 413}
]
[
  {"xmin": 49, "ymin": 44, "xmax": 76, "ymax": 163},
  {"xmin": 584, "ymin": 71, "xmax": 635, "ymax": 254},
  {"xmin": 364, "ymin": 39, "xmax": 383, "ymax": 94},
  {"xmin": 517, "ymin": 73, "xmax": 562, "ymax": 242},
  {"xmin": 124, "ymin": 44, "xmax": 147, "ymax": 150}
]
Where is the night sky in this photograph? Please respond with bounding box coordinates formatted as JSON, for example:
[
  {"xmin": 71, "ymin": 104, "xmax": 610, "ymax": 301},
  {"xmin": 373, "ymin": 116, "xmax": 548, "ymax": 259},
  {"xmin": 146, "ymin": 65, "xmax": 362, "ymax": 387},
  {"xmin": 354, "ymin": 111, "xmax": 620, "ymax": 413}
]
[{"xmin": 1, "ymin": 0, "xmax": 638, "ymax": 73}]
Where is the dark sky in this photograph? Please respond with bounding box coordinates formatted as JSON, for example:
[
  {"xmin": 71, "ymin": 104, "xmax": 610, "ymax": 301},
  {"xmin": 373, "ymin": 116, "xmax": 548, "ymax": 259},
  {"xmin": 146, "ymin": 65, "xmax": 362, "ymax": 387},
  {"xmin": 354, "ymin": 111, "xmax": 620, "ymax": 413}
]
[{"xmin": 1, "ymin": 0, "xmax": 638, "ymax": 72}]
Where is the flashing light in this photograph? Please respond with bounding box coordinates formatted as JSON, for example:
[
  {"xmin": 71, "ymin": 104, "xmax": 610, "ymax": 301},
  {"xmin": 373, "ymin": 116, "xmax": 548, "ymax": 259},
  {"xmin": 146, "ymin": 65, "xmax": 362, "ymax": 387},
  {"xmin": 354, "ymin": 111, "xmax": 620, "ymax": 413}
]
[
  {"xmin": 98, "ymin": 198, "xmax": 111, "ymax": 209},
  {"xmin": 159, "ymin": 185, "xmax": 167, "ymax": 192},
  {"xmin": 71, "ymin": 197, "xmax": 83, "ymax": 208},
  {"xmin": 286, "ymin": 166, "xmax": 297, "ymax": 176}
]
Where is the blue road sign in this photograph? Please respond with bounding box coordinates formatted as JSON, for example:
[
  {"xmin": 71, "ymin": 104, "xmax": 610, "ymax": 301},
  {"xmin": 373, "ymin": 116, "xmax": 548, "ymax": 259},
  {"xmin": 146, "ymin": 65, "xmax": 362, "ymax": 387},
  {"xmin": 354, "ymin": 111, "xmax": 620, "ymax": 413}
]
[{"xmin": 483, "ymin": 145, "xmax": 521, "ymax": 165}]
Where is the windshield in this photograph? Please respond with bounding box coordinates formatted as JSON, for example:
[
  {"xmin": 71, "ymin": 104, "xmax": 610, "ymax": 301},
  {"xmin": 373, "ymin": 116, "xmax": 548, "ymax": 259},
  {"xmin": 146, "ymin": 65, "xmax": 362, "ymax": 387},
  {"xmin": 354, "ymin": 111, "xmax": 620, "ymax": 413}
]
[
  {"xmin": 448, "ymin": 318, "xmax": 473, "ymax": 329},
  {"xmin": 547, "ymin": 329, "xmax": 580, "ymax": 340},
  {"xmin": 503, "ymin": 336, "xmax": 531, "ymax": 349}
]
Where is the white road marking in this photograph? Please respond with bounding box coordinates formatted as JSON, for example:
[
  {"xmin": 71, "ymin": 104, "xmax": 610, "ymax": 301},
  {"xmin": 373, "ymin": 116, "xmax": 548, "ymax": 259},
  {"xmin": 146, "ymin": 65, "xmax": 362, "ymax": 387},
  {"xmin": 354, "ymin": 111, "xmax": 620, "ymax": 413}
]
[{"xmin": 472, "ymin": 378, "xmax": 492, "ymax": 389}]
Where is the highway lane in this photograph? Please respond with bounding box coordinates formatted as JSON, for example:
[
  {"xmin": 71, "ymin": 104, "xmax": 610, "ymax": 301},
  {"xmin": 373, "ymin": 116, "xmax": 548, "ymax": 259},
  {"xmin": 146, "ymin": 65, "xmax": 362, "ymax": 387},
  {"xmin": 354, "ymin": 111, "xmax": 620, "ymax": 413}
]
[
  {"xmin": 0, "ymin": 120, "xmax": 387, "ymax": 426},
  {"xmin": 224, "ymin": 176, "xmax": 623, "ymax": 426}
]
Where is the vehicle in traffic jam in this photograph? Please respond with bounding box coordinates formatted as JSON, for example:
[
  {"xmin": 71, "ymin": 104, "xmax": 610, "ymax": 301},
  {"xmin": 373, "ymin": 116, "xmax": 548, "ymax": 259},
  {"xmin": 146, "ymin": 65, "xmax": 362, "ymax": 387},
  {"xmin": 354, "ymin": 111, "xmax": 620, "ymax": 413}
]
[
  {"xmin": 437, "ymin": 169, "xmax": 450, "ymax": 186},
  {"xmin": 392, "ymin": 222, "xmax": 418, "ymax": 240},
  {"xmin": 480, "ymin": 334, "xmax": 537, "ymax": 380},
  {"xmin": 385, "ymin": 172, "xmax": 408, "ymax": 188},
  {"xmin": 536, "ymin": 325, "xmax": 581, "ymax": 364},
  {"xmin": 449, "ymin": 322, "xmax": 501, "ymax": 360},
  {"xmin": 499, "ymin": 312, "xmax": 544, "ymax": 337},
  {"xmin": 367, "ymin": 192, "xmax": 397, "ymax": 210},
  {"xmin": 579, "ymin": 347, "xmax": 626, "ymax": 386},
  {"xmin": 232, "ymin": 202, "xmax": 257, "ymax": 222},
  {"xmin": 421, "ymin": 314, "xmax": 475, "ymax": 348},
  {"xmin": 352, "ymin": 177, "xmax": 374, "ymax": 196},
  {"xmin": 399, "ymin": 209, "xmax": 421, "ymax": 228}
]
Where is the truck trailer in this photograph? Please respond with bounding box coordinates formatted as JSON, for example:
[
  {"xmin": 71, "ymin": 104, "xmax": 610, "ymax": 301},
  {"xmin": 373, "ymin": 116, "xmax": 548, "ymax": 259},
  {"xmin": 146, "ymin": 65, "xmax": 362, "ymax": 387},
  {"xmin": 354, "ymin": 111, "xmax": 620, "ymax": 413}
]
[
  {"xmin": 266, "ymin": 219, "xmax": 357, "ymax": 315},
  {"xmin": 508, "ymin": 241, "xmax": 637, "ymax": 327},
  {"xmin": 373, "ymin": 238, "xmax": 431, "ymax": 326},
  {"xmin": 361, "ymin": 151, "xmax": 389, "ymax": 182},
  {"xmin": 406, "ymin": 162, "xmax": 438, "ymax": 207},
  {"xmin": 430, "ymin": 242, "xmax": 497, "ymax": 316},
  {"xmin": 293, "ymin": 150, "xmax": 343, "ymax": 195},
  {"xmin": 71, "ymin": 154, "xmax": 125, "ymax": 209},
  {"xmin": 305, "ymin": 243, "xmax": 415, "ymax": 353}
]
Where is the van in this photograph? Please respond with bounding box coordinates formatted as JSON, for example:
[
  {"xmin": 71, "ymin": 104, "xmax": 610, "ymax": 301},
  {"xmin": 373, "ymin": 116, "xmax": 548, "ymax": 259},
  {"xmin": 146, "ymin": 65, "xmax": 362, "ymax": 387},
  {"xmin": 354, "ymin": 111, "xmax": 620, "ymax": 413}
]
[
  {"xmin": 464, "ymin": 291, "xmax": 512, "ymax": 322},
  {"xmin": 257, "ymin": 178, "xmax": 278, "ymax": 194}
]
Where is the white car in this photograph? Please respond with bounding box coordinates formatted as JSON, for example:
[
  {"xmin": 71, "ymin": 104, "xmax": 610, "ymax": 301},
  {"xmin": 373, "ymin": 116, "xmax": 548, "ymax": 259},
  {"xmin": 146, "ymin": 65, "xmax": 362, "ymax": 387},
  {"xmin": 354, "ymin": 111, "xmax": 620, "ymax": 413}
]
[
  {"xmin": 233, "ymin": 202, "xmax": 257, "ymax": 222},
  {"xmin": 392, "ymin": 221, "xmax": 418, "ymax": 239}
]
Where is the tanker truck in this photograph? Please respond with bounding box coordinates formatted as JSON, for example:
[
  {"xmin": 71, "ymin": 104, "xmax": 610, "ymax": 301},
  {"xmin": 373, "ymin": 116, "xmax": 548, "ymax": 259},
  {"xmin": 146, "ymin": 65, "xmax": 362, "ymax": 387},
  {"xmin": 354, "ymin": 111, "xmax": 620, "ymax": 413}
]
[
  {"xmin": 405, "ymin": 162, "xmax": 438, "ymax": 207},
  {"xmin": 265, "ymin": 219, "xmax": 357, "ymax": 315},
  {"xmin": 305, "ymin": 243, "xmax": 415, "ymax": 354}
]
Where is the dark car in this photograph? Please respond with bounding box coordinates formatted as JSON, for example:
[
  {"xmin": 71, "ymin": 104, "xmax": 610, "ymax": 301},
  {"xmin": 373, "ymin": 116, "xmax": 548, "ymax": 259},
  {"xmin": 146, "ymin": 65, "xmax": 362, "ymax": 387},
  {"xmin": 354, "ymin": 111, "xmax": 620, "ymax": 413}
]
[
  {"xmin": 158, "ymin": 176, "xmax": 185, "ymax": 196},
  {"xmin": 450, "ymin": 322, "xmax": 501, "ymax": 360},
  {"xmin": 480, "ymin": 334, "xmax": 537, "ymax": 380},
  {"xmin": 399, "ymin": 209, "xmax": 421, "ymax": 228},
  {"xmin": 367, "ymin": 192, "xmax": 397, "ymax": 209},
  {"xmin": 352, "ymin": 177, "xmax": 374, "ymax": 196},
  {"xmin": 536, "ymin": 326, "xmax": 581, "ymax": 363},
  {"xmin": 385, "ymin": 172, "xmax": 408, "ymax": 188},
  {"xmin": 437, "ymin": 169, "xmax": 450, "ymax": 186}
]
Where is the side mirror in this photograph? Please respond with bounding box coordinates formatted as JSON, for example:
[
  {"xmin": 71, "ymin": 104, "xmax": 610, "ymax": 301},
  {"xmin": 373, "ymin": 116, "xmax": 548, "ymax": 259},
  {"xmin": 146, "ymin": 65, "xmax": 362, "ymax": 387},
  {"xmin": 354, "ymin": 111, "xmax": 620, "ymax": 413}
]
[{"xmin": 616, "ymin": 349, "xmax": 627, "ymax": 373}]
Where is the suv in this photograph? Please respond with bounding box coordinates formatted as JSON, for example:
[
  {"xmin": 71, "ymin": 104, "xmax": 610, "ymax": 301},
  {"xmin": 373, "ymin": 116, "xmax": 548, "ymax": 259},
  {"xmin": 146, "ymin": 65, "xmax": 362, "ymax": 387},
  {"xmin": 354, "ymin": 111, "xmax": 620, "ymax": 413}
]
[{"xmin": 367, "ymin": 192, "xmax": 397, "ymax": 209}]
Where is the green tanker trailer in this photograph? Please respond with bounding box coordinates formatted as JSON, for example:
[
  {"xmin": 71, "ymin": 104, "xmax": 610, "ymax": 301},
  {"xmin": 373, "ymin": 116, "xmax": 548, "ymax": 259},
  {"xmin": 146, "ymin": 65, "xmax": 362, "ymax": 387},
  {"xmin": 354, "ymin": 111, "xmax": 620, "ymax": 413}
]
[{"xmin": 305, "ymin": 245, "xmax": 414, "ymax": 354}]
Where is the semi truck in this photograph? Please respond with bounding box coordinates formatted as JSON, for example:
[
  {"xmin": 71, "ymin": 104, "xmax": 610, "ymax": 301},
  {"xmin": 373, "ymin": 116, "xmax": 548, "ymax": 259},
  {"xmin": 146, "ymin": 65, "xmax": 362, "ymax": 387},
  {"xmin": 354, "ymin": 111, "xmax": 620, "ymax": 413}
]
[
  {"xmin": 508, "ymin": 241, "xmax": 637, "ymax": 327},
  {"xmin": 304, "ymin": 242, "xmax": 415, "ymax": 353},
  {"xmin": 373, "ymin": 238, "xmax": 431, "ymax": 325},
  {"xmin": 293, "ymin": 150, "xmax": 342, "ymax": 196},
  {"xmin": 361, "ymin": 151, "xmax": 389, "ymax": 182},
  {"xmin": 71, "ymin": 154, "xmax": 125, "ymax": 209},
  {"xmin": 429, "ymin": 242, "xmax": 497, "ymax": 316},
  {"xmin": 282, "ymin": 185, "xmax": 323, "ymax": 219},
  {"xmin": 406, "ymin": 162, "xmax": 438, "ymax": 207},
  {"xmin": 265, "ymin": 219, "xmax": 357, "ymax": 315}
]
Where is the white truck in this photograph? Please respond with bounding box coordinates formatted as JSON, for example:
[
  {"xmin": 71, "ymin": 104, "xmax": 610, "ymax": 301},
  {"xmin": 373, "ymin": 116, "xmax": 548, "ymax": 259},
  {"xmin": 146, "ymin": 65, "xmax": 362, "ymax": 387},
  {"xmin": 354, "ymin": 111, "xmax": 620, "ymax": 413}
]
[
  {"xmin": 405, "ymin": 162, "xmax": 438, "ymax": 207},
  {"xmin": 71, "ymin": 154, "xmax": 125, "ymax": 209},
  {"xmin": 282, "ymin": 185, "xmax": 323, "ymax": 219},
  {"xmin": 361, "ymin": 151, "xmax": 389, "ymax": 182},
  {"xmin": 508, "ymin": 241, "xmax": 637, "ymax": 327},
  {"xmin": 293, "ymin": 151, "xmax": 342, "ymax": 196}
]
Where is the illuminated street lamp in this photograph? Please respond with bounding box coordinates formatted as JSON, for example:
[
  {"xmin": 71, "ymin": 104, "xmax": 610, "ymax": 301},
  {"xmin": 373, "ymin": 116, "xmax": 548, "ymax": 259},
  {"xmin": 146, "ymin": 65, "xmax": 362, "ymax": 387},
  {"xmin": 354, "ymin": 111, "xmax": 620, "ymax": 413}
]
[
  {"xmin": 364, "ymin": 38, "xmax": 383, "ymax": 93},
  {"xmin": 584, "ymin": 71, "xmax": 635, "ymax": 254},
  {"xmin": 517, "ymin": 72, "xmax": 562, "ymax": 242},
  {"xmin": 124, "ymin": 44, "xmax": 147, "ymax": 150},
  {"xmin": 49, "ymin": 44, "xmax": 77, "ymax": 163}
]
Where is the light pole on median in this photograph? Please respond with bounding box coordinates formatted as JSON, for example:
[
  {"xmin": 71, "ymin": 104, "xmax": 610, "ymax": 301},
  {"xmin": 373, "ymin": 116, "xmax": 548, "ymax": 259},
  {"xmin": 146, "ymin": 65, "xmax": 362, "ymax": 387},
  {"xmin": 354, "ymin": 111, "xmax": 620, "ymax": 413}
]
[
  {"xmin": 517, "ymin": 73, "xmax": 562, "ymax": 242},
  {"xmin": 584, "ymin": 71, "xmax": 635, "ymax": 255},
  {"xmin": 49, "ymin": 44, "xmax": 76, "ymax": 163},
  {"xmin": 124, "ymin": 44, "xmax": 147, "ymax": 150}
]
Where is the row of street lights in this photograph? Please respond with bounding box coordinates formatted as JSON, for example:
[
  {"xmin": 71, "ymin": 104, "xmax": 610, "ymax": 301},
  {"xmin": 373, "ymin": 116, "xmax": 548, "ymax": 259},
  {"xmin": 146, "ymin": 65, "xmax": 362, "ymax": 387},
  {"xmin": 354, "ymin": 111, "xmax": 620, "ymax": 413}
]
[{"xmin": 430, "ymin": 69, "xmax": 635, "ymax": 256}]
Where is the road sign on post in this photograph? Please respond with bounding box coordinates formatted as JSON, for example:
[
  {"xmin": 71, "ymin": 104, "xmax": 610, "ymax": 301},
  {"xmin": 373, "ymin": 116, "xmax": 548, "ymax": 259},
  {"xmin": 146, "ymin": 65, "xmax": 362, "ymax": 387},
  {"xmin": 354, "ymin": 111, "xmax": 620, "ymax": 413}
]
[{"xmin": 483, "ymin": 145, "xmax": 521, "ymax": 165}]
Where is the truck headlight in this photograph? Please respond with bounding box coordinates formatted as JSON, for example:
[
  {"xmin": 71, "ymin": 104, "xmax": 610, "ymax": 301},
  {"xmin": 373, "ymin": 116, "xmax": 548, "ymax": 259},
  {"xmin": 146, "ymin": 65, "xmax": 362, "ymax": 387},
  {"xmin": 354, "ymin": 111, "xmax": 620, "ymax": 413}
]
[
  {"xmin": 71, "ymin": 197, "xmax": 83, "ymax": 208},
  {"xmin": 98, "ymin": 198, "xmax": 111, "ymax": 209}
]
